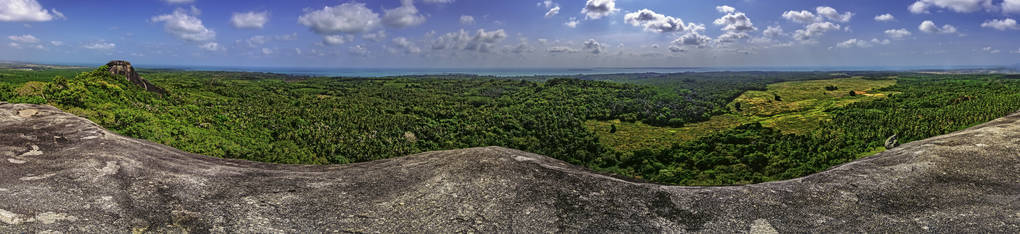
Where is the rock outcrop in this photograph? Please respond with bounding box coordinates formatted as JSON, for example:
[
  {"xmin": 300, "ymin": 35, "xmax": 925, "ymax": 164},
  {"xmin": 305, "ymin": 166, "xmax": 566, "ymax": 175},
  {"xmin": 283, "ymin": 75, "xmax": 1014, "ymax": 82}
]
[
  {"xmin": 105, "ymin": 60, "xmax": 166, "ymax": 95},
  {"xmin": 0, "ymin": 102, "xmax": 1018, "ymax": 233}
]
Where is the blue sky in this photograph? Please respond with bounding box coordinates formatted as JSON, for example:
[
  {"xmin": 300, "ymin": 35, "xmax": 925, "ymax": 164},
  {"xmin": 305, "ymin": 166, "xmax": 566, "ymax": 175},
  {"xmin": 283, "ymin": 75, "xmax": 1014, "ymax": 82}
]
[{"xmin": 1, "ymin": 0, "xmax": 1019, "ymax": 68}]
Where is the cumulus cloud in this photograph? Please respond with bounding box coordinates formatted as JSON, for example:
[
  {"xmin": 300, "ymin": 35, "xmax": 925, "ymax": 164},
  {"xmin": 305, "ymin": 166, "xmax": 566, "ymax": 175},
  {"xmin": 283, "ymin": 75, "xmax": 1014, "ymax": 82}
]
[
  {"xmin": 84, "ymin": 41, "xmax": 115, "ymax": 50},
  {"xmin": 231, "ymin": 11, "xmax": 269, "ymax": 29},
  {"xmin": 163, "ymin": 0, "xmax": 193, "ymax": 4},
  {"xmin": 564, "ymin": 17, "xmax": 579, "ymax": 28},
  {"xmin": 673, "ymin": 32, "xmax": 711, "ymax": 48},
  {"xmin": 430, "ymin": 28, "xmax": 507, "ymax": 53},
  {"xmin": 714, "ymin": 12, "xmax": 756, "ymax": 32},
  {"xmin": 583, "ymin": 38, "xmax": 605, "ymax": 54},
  {"xmin": 763, "ymin": 25, "xmax": 785, "ymax": 37},
  {"xmin": 716, "ymin": 5, "xmax": 736, "ymax": 13},
  {"xmin": 835, "ymin": 38, "xmax": 890, "ymax": 49},
  {"xmin": 349, "ymin": 45, "xmax": 370, "ymax": 57},
  {"xmin": 49, "ymin": 40, "xmax": 61, "ymax": 46},
  {"xmin": 918, "ymin": 20, "xmax": 957, "ymax": 34},
  {"xmin": 392, "ymin": 37, "xmax": 421, "ymax": 54},
  {"xmin": 793, "ymin": 22, "xmax": 841, "ymax": 41},
  {"xmin": 0, "ymin": 0, "xmax": 64, "ymax": 22},
  {"xmin": 547, "ymin": 46, "xmax": 578, "ymax": 53},
  {"xmin": 422, "ymin": 0, "xmax": 454, "ymax": 4},
  {"xmin": 323, "ymin": 35, "xmax": 353, "ymax": 45},
  {"xmin": 460, "ymin": 15, "xmax": 474, "ymax": 25},
  {"xmin": 299, "ymin": 2, "xmax": 380, "ymax": 34},
  {"xmin": 151, "ymin": 8, "xmax": 216, "ymax": 41},
  {"xmin": 382, "ymin": 0, "xmax": 426, "ymax": 28},
  {"xmin": 884, "ymin": 28, "xmax": 912, "ymax": 39},
  {"xmin": 545, "ymin": 6, "xmax": 560, "ymax": 17},
  {"xmin": 815, "ymin": 6, "xmax": 853, "ymax": 22},
  {"xmin": 7, "ymin": 34, "xmax": 39, "ymax": 43},
  {"xmin": 1007, "ymin": 0, "xmax": 1020, "ymax": 13},
  {"xmin": 782, "ymin": 10, "xmax": 818, "ymax": 24},
  {"xmin": 909, "ymin": 0, "xmax": 995, "ymax": 14},
  {"xmin": 982, "ymin": 46, "xmax": 1001, "ymax": 54},
  {"xmin": 581, "ymin": 0, "xmax": 619, "ymax": 20},
  {"xmin": 875, "ymin": 13, "xmax": 895, "ymax": 22},
  {"xmin": 981, "ymin": 18, "xmax": 1018, "ymax": 31},
  {"xmin": 199, "ymin": 42, "xmax": 222, "ymax": 51},
  {"xmin": 624, "ymin": 9, "xmax": 699, "ymax": 33},
  {"xmin": 362, "ymin": 30, "xmax": 387, "ymax": 41}
]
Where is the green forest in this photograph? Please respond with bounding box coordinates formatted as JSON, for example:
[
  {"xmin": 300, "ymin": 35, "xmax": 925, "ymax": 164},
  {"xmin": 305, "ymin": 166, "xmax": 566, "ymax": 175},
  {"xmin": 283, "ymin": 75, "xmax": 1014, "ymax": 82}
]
[{"xmin": 2, "ymin": 66, "xmax": 1019, "ymax": 186}]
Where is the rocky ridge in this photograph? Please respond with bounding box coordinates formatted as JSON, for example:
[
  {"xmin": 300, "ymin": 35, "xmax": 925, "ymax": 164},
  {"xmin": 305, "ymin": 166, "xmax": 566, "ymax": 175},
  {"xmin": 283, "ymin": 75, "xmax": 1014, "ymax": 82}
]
[{"xmin": 0, "ymin": 103, "xmax": 1018, "ymax": 233}]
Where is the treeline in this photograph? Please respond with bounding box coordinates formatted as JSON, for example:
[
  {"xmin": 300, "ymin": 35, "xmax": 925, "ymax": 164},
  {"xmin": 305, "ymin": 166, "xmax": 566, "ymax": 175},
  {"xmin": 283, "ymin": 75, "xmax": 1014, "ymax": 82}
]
[{"xmin": 601, "ymin": 74, "xmax": 1020, "ymax": 185}]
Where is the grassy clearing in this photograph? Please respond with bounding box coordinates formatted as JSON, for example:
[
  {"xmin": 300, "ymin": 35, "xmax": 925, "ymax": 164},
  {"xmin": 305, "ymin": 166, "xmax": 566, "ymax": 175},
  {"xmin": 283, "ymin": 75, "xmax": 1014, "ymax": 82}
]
[{"xmin": 589, "ymin": 77, "xmax": 897, "ymax": 151}]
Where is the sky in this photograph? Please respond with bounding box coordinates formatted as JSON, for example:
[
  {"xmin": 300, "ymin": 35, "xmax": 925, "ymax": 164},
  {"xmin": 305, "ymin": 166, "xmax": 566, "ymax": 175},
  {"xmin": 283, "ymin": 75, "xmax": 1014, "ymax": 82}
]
[{"xmin": 1, "ymin": 0, "xmax": 1019, "ymax": 68}]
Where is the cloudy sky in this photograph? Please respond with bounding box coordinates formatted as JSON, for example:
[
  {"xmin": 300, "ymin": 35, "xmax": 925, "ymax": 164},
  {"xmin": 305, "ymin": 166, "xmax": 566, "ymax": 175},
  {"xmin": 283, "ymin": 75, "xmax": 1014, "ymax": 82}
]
[{"xmin": 1, "ymin": 0, "xmax": 1019, "ymax": 68}]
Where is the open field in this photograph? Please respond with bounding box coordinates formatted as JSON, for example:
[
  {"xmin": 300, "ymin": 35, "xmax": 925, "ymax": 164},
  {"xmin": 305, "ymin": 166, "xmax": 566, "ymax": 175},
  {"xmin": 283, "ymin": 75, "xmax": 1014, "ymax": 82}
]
[{"xmin": 588, "ymin": 77, "xmax": 898, "ymax": 151}]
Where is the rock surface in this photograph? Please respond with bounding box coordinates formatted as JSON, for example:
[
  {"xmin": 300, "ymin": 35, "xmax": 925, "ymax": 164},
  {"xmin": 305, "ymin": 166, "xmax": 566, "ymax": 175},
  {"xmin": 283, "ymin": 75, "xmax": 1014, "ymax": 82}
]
[
  {"xmin": 105, "ymin": 60, "xmax": 166, "ymax": 95},
  {"xmin": 0, "ymin": 102, "xmax": 1018, "ymax": 233}
]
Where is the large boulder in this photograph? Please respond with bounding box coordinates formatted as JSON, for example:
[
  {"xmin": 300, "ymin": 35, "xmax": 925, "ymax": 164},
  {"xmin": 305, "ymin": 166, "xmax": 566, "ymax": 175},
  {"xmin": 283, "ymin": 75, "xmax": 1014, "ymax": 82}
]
[
  {"xmin": 105, "ymin": 60, "xmax": 166, "ymax": 95},
  {"xmin": 0, "ymin": 103, "xmax": 1017, "ymax": 233}
]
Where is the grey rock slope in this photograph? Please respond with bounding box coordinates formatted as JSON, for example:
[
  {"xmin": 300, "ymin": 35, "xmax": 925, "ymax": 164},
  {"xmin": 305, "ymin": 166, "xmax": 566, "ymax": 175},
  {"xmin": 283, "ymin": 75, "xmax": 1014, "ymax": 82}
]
[{"xmin": 0, "ymin": 103, "xmax": 1018, "ymax": 233}]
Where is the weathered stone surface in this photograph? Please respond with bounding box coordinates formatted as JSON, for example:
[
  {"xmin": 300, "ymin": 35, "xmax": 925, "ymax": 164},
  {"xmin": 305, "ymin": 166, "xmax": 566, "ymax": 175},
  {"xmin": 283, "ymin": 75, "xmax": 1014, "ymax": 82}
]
[
  {"xmin": 105, "ymin": 60, "xmax": 166, "ymax": 95},
  {"xmin": 0, "ymin": 102, "xmax": 1018, "ymax": 233}
]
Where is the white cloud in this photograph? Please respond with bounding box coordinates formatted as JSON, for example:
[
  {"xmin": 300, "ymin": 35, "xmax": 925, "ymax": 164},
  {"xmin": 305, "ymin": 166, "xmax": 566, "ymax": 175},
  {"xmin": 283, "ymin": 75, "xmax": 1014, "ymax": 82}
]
[
  {"xmin": 918, "ymin": 20, "xmax": 957, "ymax": 34},
  {"xmin": 763, "ymin": 25, "xmax": 784, "ymax": 37},
  {"xmin": 815, "ymin": 6, "xmax": 853, "ymax": 22},
  {"xmin": 163, "ymin": 0, "xmax": 194, "ymax": 4},
  {"xmin": 84, "ymin": 42, "xmax": 115, "ymax": 50},
  {"xmin": 836, "ymin": 38, "xmax": 872, "ymax": 48},
  {"xmin": 884, "ymin": 28, "xmax": 912, "ymax": 39},
  {"xmin": 981, "ymin": 18, "xmax": 1018, "ymax": 31},
  {"xmin": 382, "ymin": 0, "xmax": 426, "ymax": 28},
  {"xmin": 151, "ymin": 8, "xmax": 216, "ymax": 41},
  {"xmin": 547, "ymin": 46, "xmax": 578, "ymax": 53},
  {"xmin": 908, "ymin": 0, "xmax": 995, "ymax": 14},
  {"xmin": 362, "ymin": 30, "xmax": 387, "ymax": 41},
  {"xmin": 1006, "ymin": 0, "xmax": 1020, "ymax": 13},
  {"xmin": 7, "ymin": 34, "xmax": 38, "ymax": 43},
  {"xmin": 875, "ymin": 13, "xmax": 895, "ymax": 22},
  {"xmin": 716, "ymin": 5, "xmax": 736, "ymax": 14},
  {"xmin": 49, "ymin": 40, "xmax": 61, "ymax": 46},
  {"xmin": 1011, "ymin": 48, "xmax": 1020, "ymax": 54},
  {"xmin": 793, "ymin": 22, "xmax": 841, "ymax": 41},
  {"xmin": 199, "ymin": 42, "xmax": 222, "ymax": 51},
  {"xmin": 835, "ymin": 38, "xmax": 889, "ymax": 49},
  {"xmin": 299, "ymin": 2, "xmax": 380, "ymax": 34},
  {"xmin": 0, "ymin": 0, "xmax": 63, "ymax": 22},
  {"xmin": 231, "ymin": 11, "xmax": 269, "ymax": 29},
  {"xmin": 422, "ymin": 0, "xmax": 454, "ymax": 4},
  {"xmin": 430, "ymin": 28, "xmax": 507, "ymax": 53},
  {"xmin": 564, "ymin": 17, "xmax": 579, "ymax": 28},
  {"xmin": 349, "ymin": 45, "xmax": 370, "ymax": 57},
  {"xmin": 673, "ymin": 32, "xmax": 712, "ymax": 48},
  {"xmin": 545, "ymin": 6, "xmax": 560, "ymax": 17},
  {"xmin": 624, "ymin": 9, "xmax": 698, "ymax": 33},
  {"xmin": 261, "ymin": 48, "xmax": 273, "ymax": 55},
  {"xmin": 982, "ymin": 46, "xmax": 1001, "ymax": 54},
  {"xmin": 782, "ymin": 10, "xmax": 817, "ymax": 24},
  {"xmin": 583, "ymin": 38, "xmax": 605, "ymax": 54},
  {"xmin": 581, "ymin": 0, "xmax": 619, "ymax": 20},
  {"xmin": 323, "ymin": 35, "xmax": 353, "ymax": 45},
  {"xmin": 460, "ymin": 15, "xmax": 474, "ymax": 25},
  {"xmin": 392, "ymin": 37, "xmax": 421, "ymax": 54},
  {"xmin": 714, "ymin": 12, "xmax": 756, "ymax": 32}
]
